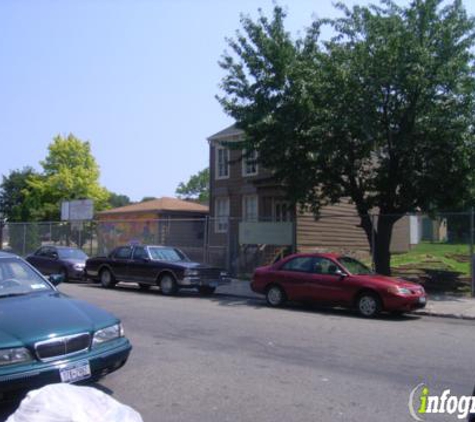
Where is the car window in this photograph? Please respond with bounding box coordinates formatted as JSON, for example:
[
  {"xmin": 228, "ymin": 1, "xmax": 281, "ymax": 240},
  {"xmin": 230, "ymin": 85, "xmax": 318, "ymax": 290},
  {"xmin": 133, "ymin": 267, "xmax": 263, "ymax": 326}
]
[
  {"xmin": 148, "ymin": 247, "xmax": 188, "ymax": 262},
  {"xmin": 281, "ymin": 257, "xmax": 316, "ymax": 273},
  {"xmin": 35, "ymin": 247, "xmax": 47, "ymax": 257},
  {"xmin": 133, "ymin": 247, "xmax": 148, "ymax": 260},
  {"xmin": 113, "ymin": 247, "xmax": 133, "ymax": 260},
  {"xmin": 337, "ymin": 257, "xmax": 372, "ymax": 275},
  {"xmin": 312, "ymin": 257, "xmax": 340, "ymax": 275},
  {"xmin": 45, "ymin": 247, "xmax": 57, "ymax": 258},
  {"xmin": 0, "ymin": 258, "xmax": 53, "ymax": 297},
  {"xmin": 57, "ymin": 248, "xmax": 88, "ymax": 260}
]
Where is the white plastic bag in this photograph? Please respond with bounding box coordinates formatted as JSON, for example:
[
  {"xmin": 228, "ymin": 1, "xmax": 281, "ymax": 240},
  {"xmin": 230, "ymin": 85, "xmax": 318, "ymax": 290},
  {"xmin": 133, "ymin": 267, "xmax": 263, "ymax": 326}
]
[{"xmin": 7, "ymin": 383, "xmax": 143, "ymax": 422}]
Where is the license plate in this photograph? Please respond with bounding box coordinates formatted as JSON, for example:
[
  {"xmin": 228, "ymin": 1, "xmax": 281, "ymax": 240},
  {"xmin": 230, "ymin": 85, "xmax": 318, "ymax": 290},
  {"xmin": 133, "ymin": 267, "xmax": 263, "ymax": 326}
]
[
  {"xmin": 418, "ymin": 297, "xmax": 426, "ymax": 304},
  {"xmin": 59, "ymin": 360, "xmax": 91, "ymax": 383}
]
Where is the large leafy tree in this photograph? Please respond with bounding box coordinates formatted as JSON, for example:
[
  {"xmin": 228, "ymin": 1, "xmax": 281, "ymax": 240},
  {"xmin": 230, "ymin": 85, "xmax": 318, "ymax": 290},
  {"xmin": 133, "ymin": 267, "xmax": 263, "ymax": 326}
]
[
  {"xmin": 0, "ymin": 168, "xmax": 42, "ymax": 253},
  {"xmin": 0, "ymin": 167, "xmax": 40, "ymax": 222},
  {"xmin": 175, "ymin": 168, "xmax": 210, "ymax": 203},
  {"xmin": 28, "ymin": 134, "xmax": 110, "ymax": 221},
  {"xmin": 218, "ymin": 1, "xmax": 475, "ymax": 275}
]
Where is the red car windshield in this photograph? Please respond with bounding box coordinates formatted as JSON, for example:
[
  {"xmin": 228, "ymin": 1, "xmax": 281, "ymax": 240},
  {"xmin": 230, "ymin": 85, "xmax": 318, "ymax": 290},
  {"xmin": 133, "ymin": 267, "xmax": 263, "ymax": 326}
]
[{"xmin": 337, "ymin": 257, "xmax": 373, "ymax": 275}]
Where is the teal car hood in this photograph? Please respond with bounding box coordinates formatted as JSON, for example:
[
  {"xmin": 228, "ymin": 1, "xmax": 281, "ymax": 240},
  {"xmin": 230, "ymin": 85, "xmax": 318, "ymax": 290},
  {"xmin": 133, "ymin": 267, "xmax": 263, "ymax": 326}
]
[{"xmin": 0, "ymin": 292, "xmax": 118, "ymax": 348}]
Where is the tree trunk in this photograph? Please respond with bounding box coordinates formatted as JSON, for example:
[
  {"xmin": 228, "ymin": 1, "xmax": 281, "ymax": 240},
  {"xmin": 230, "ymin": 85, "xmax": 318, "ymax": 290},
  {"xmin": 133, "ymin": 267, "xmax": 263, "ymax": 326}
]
[
  {"xmin": 374, "ymin": 215, "xmax": 395, "ymax": 275},
  {"xmin": 359, "ymin": 212, "xmax": 401, "ymax": 276}
]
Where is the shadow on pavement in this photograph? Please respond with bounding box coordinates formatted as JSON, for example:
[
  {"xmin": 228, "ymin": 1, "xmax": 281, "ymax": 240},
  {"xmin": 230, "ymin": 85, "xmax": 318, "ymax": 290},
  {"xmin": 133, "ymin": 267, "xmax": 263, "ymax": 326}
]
[
  {"xmin": 0, "ymin": 399, "xmax": 21, "ymax": 422},
  {"xmin": 75, "ymin": 281, "xmax": 421, "ymax": 322}
]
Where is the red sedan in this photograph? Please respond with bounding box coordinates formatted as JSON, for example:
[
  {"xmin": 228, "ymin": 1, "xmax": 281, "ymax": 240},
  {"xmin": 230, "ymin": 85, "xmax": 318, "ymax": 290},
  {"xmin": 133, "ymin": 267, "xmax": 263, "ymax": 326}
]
[{"xmin": 251, "ymin": 253, "xmax": 427, "ymax": 317}]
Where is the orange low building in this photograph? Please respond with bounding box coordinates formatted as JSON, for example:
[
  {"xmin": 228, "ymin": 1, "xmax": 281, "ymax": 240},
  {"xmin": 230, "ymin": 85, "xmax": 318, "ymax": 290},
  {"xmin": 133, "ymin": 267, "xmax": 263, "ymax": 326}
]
[{"xmin": 95, "ymin": 197, "xmax": 209, "ymax": 256}]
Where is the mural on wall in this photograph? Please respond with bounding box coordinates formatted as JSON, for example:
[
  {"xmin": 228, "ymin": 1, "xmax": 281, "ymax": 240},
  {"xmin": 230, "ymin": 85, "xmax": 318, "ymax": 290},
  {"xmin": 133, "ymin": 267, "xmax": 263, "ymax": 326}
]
[{"xmin": 97, "ymin": 220, "xmax": 161, "ymax": 254}]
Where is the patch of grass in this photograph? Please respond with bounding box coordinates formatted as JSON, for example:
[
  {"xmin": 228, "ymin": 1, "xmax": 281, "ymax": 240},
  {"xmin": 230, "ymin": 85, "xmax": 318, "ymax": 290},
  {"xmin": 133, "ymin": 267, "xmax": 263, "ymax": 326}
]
[{"xmin": 391, "ymin": 242, "xmax": 471, "ymax": 276}]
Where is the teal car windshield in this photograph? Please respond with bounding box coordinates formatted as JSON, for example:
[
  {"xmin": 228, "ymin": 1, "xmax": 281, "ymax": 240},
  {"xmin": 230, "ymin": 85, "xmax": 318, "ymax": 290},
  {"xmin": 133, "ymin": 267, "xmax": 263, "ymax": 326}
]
[{"xmin": 0, "ymin": 258, "xmax": 53, "ymax": 297}]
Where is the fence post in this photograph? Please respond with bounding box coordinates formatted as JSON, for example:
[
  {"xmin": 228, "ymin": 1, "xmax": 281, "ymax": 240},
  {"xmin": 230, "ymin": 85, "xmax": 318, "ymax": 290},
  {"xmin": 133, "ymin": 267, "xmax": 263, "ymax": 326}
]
[
  {"xmin": 23, "ymin": 224, "xmax": 27, "ymax": 256},
  {"xmin": 226, "ymin": 217, "xmax": 231, "ymax": 274},
  {"xmin": 470, "ymin": 208, "xmax": 474, "ymax": 298},
  {"xmin": 203, "ymin": 216, "xmax": 209, "ymax": 263},
  {"xmin": 371, "ymin": 213, "xmax": 376, "ymax": 272},
  {"xmin": 0, "ymin": 220, "xmax": 3, "ymax": 250}
]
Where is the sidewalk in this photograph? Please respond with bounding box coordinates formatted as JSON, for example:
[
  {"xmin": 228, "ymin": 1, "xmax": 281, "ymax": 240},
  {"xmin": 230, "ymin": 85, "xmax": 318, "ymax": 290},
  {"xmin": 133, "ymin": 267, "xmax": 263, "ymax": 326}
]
[{"xmin": 217, "ymin": 280, "xmax": 475, "ymax": 320}]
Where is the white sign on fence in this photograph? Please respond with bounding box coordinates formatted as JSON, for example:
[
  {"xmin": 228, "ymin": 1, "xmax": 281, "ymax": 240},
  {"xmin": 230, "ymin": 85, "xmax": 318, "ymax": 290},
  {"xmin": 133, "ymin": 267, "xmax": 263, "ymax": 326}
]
[
  {"xmin": 239, "ymin": 222, "xmax": 293, "ymax": 245},
  {"xmin": 61, "ymin": 200, "xmax": 94, "ymax": 221}
]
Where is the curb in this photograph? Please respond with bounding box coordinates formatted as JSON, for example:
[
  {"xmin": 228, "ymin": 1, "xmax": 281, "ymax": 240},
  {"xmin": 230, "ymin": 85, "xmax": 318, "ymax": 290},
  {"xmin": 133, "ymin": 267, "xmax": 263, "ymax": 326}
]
[
  {"xmin": 410, "ymin": 310, "xmax": 475, "ymax": 321},
  {"xmin": 218, "ymin": 286, "xmax": 475, "ymax": 321}
]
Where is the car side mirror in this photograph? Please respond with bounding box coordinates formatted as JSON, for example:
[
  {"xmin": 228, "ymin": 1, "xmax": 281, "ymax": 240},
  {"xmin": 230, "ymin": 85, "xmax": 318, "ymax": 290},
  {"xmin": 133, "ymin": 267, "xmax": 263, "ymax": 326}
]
[
  {"xmin": 51, "ymin": 253, "xmax": 59, "ymax": 260},
  {"xmin": 335, "ymin": 269, "xmax": 348, "ymax": 278},
  {"xmin": 49, "ymin": 274, "xmax": 64, "ymax": 286}
]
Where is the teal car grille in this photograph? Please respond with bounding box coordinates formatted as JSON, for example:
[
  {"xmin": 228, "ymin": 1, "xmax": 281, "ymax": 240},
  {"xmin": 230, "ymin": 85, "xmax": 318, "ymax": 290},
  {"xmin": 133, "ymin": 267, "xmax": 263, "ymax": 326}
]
[{"xmin": 35, "ymin": 333, "xmax": 91, "ymax": 361}]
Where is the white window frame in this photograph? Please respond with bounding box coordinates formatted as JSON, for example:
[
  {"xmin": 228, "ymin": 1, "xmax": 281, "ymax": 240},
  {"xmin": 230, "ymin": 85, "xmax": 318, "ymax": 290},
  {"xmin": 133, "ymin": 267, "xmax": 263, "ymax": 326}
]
[
  {"xmin": 273, "ymin": 200, "xmax": 292, "ymax": 222},
  {"xmin": 215, "ymin": 197, "xmax": 230, "ymax": 233},
  {"xmin": 242, "ymin": 194, "xmax": 258, "ymax": 222},
  {"xmin": 242, "ymin": 149, "xmax": 258, "ymax": 177},
  {"xmin": 215, "ymin": 146, "xmax": 230, "ymax": 180}
]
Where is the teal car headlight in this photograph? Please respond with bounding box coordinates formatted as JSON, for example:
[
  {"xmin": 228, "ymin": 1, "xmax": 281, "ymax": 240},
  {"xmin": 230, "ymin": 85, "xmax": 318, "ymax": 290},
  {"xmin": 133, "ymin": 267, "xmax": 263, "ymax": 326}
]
[
  {"xmin": 92, "ymin": 323, "xmax": 123, "ymax": 348},
  {"xmin": 0, "ymin": 347, "xmax": 33, "ymax": 366}
]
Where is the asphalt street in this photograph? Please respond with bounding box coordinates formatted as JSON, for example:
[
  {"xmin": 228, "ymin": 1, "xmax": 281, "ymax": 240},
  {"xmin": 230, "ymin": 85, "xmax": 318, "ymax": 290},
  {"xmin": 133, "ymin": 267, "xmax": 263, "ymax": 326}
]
[{"xmin": 1, "ymin": 282, "xmax": 474, "ymax": 422}]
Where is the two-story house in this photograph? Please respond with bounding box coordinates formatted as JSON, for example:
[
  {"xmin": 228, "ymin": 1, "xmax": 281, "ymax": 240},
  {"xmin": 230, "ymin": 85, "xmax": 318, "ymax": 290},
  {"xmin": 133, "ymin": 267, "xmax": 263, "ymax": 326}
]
[{"xmin": 207, "ymin": 124, "xmax": 426, "ymax": 270}]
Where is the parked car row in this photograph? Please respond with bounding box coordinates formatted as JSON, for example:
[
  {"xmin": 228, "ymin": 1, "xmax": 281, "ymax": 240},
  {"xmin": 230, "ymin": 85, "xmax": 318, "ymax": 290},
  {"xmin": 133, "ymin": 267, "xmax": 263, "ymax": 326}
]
[
  {"xmin": 25, "ymin": 244, "xmax": 427, "ymax": 318},
  {"xmin": 1, "ymin": 245, "xmax": 427, "ymax": 401}
]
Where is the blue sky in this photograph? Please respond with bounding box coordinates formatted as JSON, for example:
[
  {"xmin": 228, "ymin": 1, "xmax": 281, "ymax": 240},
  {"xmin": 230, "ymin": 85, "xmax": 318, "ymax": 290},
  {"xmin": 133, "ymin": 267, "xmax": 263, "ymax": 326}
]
[{"xmin": 0, "ymin": 0, "xmax": 474, "ymax": 202}]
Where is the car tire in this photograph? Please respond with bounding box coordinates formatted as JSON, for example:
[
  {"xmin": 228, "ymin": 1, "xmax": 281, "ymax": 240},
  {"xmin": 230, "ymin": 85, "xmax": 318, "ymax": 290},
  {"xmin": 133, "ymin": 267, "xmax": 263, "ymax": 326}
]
[
  {"xmin": 356, "ymin": 292, "xmax": 382, "ymax": 318},
  {"xmin": 139, "ymin": 283, "xmax": 151, "ymax": 291},
  {"xmin": 198, "ymin": 286, "xmax": 216, "ymax": 296},
  {"xmin": 159, "ymin": 274, "xmax": 178, "ymax": 296},
  {"xmin": 266, "ymin": 285, "xmax": 287, "ymax": 307},
  {"xmin": 100, "ymin": 268, "xmax": 116, "ymax": 289}
]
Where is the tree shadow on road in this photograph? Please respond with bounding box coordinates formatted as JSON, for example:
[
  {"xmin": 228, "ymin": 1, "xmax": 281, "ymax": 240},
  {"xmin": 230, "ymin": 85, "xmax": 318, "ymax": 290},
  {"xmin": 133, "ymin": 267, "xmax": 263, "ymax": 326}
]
[{"xmin": 74, "ymin": 282, "xmax": 421, "ymax": 322}]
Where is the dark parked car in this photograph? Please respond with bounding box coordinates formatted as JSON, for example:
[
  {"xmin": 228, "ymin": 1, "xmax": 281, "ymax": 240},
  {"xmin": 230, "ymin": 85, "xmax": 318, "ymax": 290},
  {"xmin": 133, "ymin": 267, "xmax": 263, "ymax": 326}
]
[
  {"xmin": 86, "ymin": 245, "xmax": 230, "ymax": 295},
  {"xmin": 251, "ymin": 253, "xmax": 427, "ymax": 317},
  {"xmin": 0, "ymin": 251, "xmax": 132, "ymax": 400},
  {"xmin": 26, "ymin": 245, "xmax": 88, "ymax": 281}
]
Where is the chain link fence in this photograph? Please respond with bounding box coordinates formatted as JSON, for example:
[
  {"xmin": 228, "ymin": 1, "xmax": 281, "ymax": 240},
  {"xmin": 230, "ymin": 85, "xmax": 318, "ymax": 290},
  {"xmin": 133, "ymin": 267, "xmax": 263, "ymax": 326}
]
[{"xmin": 1, "ymin": 212, "xmax": 474, "ymax": 294}]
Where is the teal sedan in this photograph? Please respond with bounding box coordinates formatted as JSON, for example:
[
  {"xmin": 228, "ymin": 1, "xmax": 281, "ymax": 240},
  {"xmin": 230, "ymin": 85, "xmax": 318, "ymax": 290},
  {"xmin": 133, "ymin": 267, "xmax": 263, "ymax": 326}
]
[{"xmin": 0, "ymin": 251, "xmax": 132, "ymax": 400}]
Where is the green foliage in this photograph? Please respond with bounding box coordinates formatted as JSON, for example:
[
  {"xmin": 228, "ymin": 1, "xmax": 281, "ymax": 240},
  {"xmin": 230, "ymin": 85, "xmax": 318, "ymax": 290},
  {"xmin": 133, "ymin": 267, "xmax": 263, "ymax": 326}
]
[
  {"xmin": 140, "ymin": 197, "xmax": 156, "ymax": 203},
  {"xmin": 108, "ymin": 192, "xmax": 132, "ymax": 208},
  {"xmin": 175, "ymin": 168, "xmax": 210, "ymax": 203},
  {"xmin": 0, "ymin": 167, "xmax": 40, "ymax": 222},
  {"xmin": 218, "ymin": 1, "xmax": 475, "ymax": 274},
  {"xmin": 391, "ymin": 242, "xmax": 470, "ymax": 276},
  {"xmin": 28, "ymin": 134, "xmax": 110, "ymax": 220}
]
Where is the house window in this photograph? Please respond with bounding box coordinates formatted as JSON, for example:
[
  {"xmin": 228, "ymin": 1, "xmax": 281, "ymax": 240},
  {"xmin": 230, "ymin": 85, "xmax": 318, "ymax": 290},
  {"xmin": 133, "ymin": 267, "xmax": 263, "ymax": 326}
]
[
  {"xmin": 274, "ymin": 200, "xmax": 292, "ymax": 222},
  {"xmin": 216, "ymin": 147, "xmax": 229, "ymax": 179},
  {"xmin": 215, "ymin": 197, "xmax": 230, "ymax": 233},
  {"xmin": 243, "ymin": 195, "xmax": 258, "ymax": 222},
  {"xmin": 242, "ymin": 149, "xmax": 258, "ymax": 176}
]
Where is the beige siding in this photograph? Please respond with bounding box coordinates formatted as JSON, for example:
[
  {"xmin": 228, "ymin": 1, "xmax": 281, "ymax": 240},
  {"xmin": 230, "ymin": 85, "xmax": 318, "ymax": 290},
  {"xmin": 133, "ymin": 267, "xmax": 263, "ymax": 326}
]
[{"xmin": 297, "ymin": 201, "xmax": 411, "ymax": 253}]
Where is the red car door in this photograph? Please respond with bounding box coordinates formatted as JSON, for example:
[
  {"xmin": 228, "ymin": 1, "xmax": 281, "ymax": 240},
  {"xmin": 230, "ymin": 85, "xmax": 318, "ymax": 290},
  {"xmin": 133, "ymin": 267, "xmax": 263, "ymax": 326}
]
[
  {"xmin": 306, "ymin": 257, "xmax": 354, "ymax": 305},
  {"xmin": 275, "ymin": 257, "xmax": 319, "ymax": 301}
]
